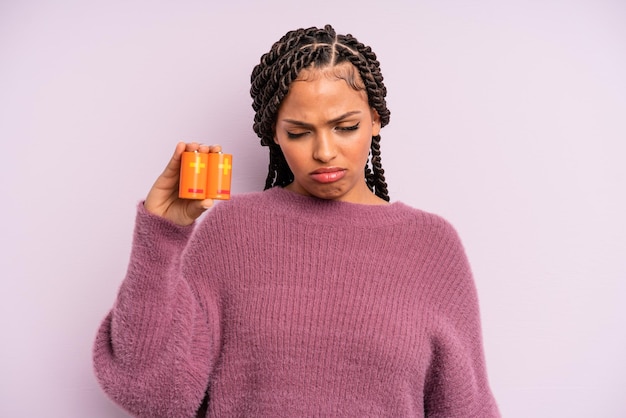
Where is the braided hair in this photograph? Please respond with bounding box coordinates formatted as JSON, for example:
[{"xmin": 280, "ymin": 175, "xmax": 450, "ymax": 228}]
[{"xmin": 250, "ymin": 24, "xmax": 391, "ymax": 201}]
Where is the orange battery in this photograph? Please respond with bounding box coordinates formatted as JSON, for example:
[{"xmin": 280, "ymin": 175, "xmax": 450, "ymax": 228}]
[
  {"xmin": 179, "ymin": 151, "xmax": 232, "ymax": 200},
  {"xmin": 206, "ymin": 153, "xmax": 232, "ymax": 200},
  {"xmin": 179, "ymin": 152, "xmax": 210, "ymax": 199}
]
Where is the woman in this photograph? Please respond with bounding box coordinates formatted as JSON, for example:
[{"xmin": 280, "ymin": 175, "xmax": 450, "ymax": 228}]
[{"xmin": 93, "ymin": 25, "xmax": 500, "ymax": 417}]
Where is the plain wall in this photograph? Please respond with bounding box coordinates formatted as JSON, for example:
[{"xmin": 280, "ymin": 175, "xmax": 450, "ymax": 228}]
[{"xmin": 1, "ymin": 0, "xmax": 625, "ymax": 416}]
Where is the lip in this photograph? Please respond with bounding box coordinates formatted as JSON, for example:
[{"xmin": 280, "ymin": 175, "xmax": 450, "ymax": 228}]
[{"xmin": 310, "ymin": 167, "xmax": 346, "ymax": 184}]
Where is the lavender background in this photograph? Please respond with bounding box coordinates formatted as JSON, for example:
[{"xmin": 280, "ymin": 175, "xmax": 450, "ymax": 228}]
[{"xmin": 1, "ymin": 0, "xmax": 625, "ymax": 416}]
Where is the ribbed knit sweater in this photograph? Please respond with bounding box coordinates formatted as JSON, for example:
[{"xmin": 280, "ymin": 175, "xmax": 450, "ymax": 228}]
[{"xmin": 93, "ymin": 187, "xmax": 499, "ymax": 417}]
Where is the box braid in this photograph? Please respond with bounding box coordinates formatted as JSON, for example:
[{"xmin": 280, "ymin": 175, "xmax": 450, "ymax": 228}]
[{"xmin": 250, "ymin": 24, "xmax": 391, "ymax": 201}]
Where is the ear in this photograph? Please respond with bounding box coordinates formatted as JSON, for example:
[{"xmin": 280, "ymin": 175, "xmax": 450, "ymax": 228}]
[{"xmin": 370, "ymin": 108, "xmax": 381, "ymax": 136}]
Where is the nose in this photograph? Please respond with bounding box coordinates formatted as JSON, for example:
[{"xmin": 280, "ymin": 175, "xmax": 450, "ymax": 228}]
[{"xmin": 312, "ymin": 131, "xmax": 337, "ymax": 163}]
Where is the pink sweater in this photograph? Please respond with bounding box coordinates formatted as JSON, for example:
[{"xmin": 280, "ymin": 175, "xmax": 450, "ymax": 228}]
[{"xmin": 93, "ymin": 187, "xmax": 499, "ymax": 417}]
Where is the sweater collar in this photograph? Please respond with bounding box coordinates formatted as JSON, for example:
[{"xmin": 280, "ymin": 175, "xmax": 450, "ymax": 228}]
[{"xmin": 263, "ymin": 187, "xmax": 415, "ymax": 228}]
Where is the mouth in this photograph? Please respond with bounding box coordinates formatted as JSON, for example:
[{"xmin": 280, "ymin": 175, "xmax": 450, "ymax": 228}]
[{"xmin": 310, "ymin": 167, "xmax": 347, "ymax": 184}]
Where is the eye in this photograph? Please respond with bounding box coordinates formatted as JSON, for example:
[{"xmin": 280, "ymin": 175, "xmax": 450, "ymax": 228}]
[
  {"xmin": 286, "ymin": 131, "xmax": 309, "ymax": 139},
  {"xmin": 336, "ymin": 123, "xmax": 360, "ymax": 132}
]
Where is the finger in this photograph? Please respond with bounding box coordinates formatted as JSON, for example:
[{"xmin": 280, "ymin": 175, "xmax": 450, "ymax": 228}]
[
  {"xmin": 185, "ymin": 199, "xmax": 214, "ymax": 220},
  {"xmin": 158, "ymin": 142, "xmax": 186, "ymax": 180},
  {"xmin": 185, "ymin": 142, "xmax": 201, "ymax": 152},
  {"xmin": 192, "ymin": 143, "xmax": 220, "ymax": 154},
  {"xmin": 199, "ymin": 198, "xmax": 215, "ymax": 210}
]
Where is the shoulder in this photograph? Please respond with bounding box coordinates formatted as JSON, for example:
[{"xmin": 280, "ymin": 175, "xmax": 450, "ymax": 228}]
[
  {"xmin": 190, "ymin": 188, "xmax": 282, "ymax": 237},
  {"xmin": 203, "ymin": 188, "xmax": 280, "ymax": 221},
  {"xmin": 392, "ymin": 202, "xmax": 463, "ymax": 243},
  {"xmin": 386, "ymin": 202, "xmax": 472, "ymax": 279}
]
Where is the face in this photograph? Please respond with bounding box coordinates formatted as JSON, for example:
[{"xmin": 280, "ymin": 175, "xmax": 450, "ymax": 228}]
[{"xmin": 274, "ymin": 65, "xmax": 382, "ymax": 204}]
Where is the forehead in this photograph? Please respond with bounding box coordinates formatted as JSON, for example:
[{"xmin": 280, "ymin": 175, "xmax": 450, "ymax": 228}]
[
  {"xmin": 281, "ymin": 63, "xmax": 369, "ymax": 107},
  {"xmin": 296, "ymin": 62, "xmax": 366, "ymax": 90},
  {"xmin": 278, "ymin": 74, "xmax": 370, "ymax": 123}
]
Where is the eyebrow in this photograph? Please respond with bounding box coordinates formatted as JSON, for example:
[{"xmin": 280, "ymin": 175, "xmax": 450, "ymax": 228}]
[{"xmin": 281, "ymin": 110, "xmax": 362, "ymax": 127}]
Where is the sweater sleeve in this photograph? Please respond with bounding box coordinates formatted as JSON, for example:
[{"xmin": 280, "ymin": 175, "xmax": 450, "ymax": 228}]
[
  {"xmin": 93, "ymin": 204, "xmax": 221, "ymax": 418},
  {"xmin": 423, "ymin": 221, "xmax": 500, "ymax": 418}
]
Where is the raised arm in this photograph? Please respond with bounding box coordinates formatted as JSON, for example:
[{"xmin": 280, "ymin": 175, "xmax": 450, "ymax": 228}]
[{"xmin": 93, "ymin": 143, "xmax": 223, "ymax": 417}]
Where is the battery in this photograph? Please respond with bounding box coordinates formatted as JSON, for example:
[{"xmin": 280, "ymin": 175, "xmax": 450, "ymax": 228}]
[{"xmin": 179, "ymin": 151, "xmax": 232, "ymax": 200}]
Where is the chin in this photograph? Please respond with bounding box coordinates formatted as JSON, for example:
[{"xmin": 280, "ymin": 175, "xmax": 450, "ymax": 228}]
[{"xmin": 308, "ymin": 186, "xmax": 346, "ymax": 201}]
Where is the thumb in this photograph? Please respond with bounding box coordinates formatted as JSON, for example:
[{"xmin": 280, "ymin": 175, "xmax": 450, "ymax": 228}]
[{"xmin": 185, "ymin": 198, "xmax": 215, "ymax": 220}]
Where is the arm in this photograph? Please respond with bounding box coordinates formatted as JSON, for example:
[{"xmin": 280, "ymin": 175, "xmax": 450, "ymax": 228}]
[
  {"xmin": 423, "ymin": 222, "xmax": 500, "ymax": 418},
  {"xmin": 93, "ymin": 205, "xmax": 221, "ymax": 417},
  {"xmin": 93, "ymin": 142, "xmax": 223, "ymax": 417}
]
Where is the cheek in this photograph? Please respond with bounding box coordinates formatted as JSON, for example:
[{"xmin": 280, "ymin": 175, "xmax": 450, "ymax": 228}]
[
  {"xmin": 359, "ymin": 135, "xmax": 373, "ymax": 157},
  {"xmin": 344, "ymin": 139, "xmax": 372, "ymax": 167}
]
